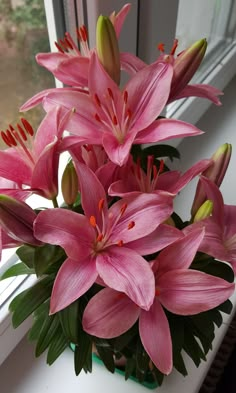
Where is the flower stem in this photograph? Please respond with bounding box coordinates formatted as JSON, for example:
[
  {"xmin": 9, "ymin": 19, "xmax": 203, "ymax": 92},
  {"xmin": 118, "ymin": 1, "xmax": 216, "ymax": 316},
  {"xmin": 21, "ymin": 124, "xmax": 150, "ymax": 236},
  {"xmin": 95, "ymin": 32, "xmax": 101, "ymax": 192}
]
[{"xmin": 52, "ymin": 197, "xmax": 59, "ymax": 208}]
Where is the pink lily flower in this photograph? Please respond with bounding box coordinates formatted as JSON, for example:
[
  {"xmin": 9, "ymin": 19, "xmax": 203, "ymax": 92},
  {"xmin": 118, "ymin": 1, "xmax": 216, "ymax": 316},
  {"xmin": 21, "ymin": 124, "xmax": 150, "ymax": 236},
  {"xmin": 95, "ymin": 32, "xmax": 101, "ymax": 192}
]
[
  {"xmin": 36, "ymin": 4, "xmax": 131, "ymax": 87},
  {"xmin": 186, "ymin": 176, "xmax": 236, "ymax": 272},
  {"xmin": 82, "ymin": 229, "xmax": 235, "ymax": 375},
  {"xmin": 22, "ymin": 53, "xmax": 202, "ymax": 166},
  {"xmin": 121, "ymin": 39, "xmax": 222, "ymax": 106},
  {"xmin": 33, "ymin": 162, "xmax": 175, "ymax": 314},
  {"xmin": 0, "ymin": 106, "xmax": 72, "ymax": 199},
  {"xmin": 109, "ymin": 156, "xmax": 212, "ymax": 197}
]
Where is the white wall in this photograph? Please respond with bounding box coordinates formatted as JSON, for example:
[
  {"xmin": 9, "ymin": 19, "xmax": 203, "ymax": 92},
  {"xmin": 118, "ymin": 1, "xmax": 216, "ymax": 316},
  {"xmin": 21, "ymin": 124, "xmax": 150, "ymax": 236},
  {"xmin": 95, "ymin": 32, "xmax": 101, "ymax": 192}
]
[{"xmin": 170, "ymin": 75, "xmax": 236, "ymax": 220}]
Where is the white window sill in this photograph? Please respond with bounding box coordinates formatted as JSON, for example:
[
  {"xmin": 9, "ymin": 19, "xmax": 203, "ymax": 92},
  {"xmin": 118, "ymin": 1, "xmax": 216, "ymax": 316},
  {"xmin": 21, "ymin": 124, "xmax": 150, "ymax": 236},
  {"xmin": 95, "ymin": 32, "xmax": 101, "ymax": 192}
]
[{"xmin": 0, "ymin": 289, "xmax": 235, "ymax": 393}]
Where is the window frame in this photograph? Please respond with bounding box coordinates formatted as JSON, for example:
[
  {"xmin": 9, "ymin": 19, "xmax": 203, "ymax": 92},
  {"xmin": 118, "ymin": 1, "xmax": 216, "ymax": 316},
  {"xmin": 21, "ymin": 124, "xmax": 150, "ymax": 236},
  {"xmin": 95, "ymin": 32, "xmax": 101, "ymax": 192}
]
[{"xmin": 1, "ymin": 0, "xmax": 236, "ymax": 366}]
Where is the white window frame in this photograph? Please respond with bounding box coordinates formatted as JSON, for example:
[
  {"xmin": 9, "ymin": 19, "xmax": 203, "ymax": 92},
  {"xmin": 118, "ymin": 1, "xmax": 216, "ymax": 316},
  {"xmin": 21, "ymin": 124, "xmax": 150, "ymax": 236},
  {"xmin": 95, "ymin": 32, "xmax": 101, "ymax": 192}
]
[{"xmin": 1, "ymin": 0, "xmax": 236, "ymax": 366}]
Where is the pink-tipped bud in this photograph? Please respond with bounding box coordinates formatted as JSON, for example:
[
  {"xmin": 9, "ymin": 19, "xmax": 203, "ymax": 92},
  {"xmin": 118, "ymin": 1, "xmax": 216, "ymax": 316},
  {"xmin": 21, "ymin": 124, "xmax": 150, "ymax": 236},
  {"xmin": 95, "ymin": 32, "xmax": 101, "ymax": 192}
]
[
  {"xmin": 61, "ymin": 161, "xmax": 79, "ymax": 206},
  {"xmin": 0, "ymin": 195, "xmax": 40, "ymax": 245},
  {"xmin": 96, "ymin": 15, "xmax": 120, "ymax": 85},
  {"xmin": 170, "ymin": 38, "xmax": 207, "ymax": 100},
  {"xmin": 191, "ymin": 143, "xmax": 232, "ymax": 216},
  {"xmin": 193, "ymin": 200, "xmax": 213, "ymax": 222}
]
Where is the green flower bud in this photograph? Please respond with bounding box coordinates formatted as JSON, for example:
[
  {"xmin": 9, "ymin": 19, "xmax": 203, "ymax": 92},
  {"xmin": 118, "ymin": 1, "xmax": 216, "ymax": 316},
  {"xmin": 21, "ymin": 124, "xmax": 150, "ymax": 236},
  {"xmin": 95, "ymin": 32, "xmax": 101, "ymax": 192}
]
[
  {"xmin": 96, "ymin": 15, "xmax": 120, "ymax": 85},
  {"xmin": 61, "ymin": 161, "xmax": 79, "ymax": 206},
  {"xmin": 193, "ymin": 200, "xmax": 213, "ymax": 222}
]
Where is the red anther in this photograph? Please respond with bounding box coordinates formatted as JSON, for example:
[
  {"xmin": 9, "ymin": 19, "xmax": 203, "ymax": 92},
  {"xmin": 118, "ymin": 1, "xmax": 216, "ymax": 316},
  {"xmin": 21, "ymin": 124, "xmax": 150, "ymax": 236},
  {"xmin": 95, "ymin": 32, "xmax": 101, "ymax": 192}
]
[
  {"xmin": 98, "ymin": 198, "xmax": 104, "ymax": 211},
  {"xmin": 155, "ymin": 288, "xmax": 161, "ymax": 296},
  {"xmin": 157, "ymin": 42, "xmax": 165, "ymax": 52},
  {"xmin": 89, "ymin": 215, "xmax": 97, "ymax": 227},
  {"xmin": 64, "ymin": 36, "xmax": 73, "ymax": 50},
  {"xmin": 117, "ymin": 240, "xmax": 124, "ymax": 247},
  {"xmin": 21, "ymin": 118, "xmax": 34, "ymax": 136},
  {"xmin": 76, "ymin": 28, "xmax": 81, "ymax": 41},
  {"xmin": 59, "ymin": 39, "xmax": 67, "ymax": 50},
  {"xmin": 123, "ymin": 90, "xmax": 128, "ymax": 104},
  {"xmin": 6, "ymin": 130, "xmax": 17, "ymax": 146},
  {"xmin": 83, "ymin": 144, "xmax": 92, "ymax": 152},
  {"xmin": 107, "ymin": 87, "xmax": 114, "ymax": 100},
  {"xmin": 170, "ymin": 38, "xmax": 178, "ymax": 55},
  {"xmin": 128, "ymin": 221, "xmax": 135, "ymax": 230},
  {"xmin": 148, "ymin": 155, "xmax": 154, "ymax": 168},
  {"xmin": 120, "ymin": 203, "xmax": 127, "ymax": 215},
  {"xmin": 94, "ymin": 93, "xmax": 101, "ymax": 107},
  {"xmin": 127, "ymin": 109, "xmax": 132, "ymax": 118},
  {"xmin": 96, "ymin": 233, "xmax": 104, "ymax": 242},
  {"xmin": 17, "ymin": 124, "xmax": 27, "ymax": 141},
  {"xmin": 55, "ymin": 41, "xmax": 64, "ymax": 53},
  {"xmin": 80, "ymin": 25, "xmax": 88, "ymax": 42},
  {"xmin": 112, "ymin": 115, "xmax": 118, "ymax": 126},
  {"xmin": 1, "ymin": 131, "xmax": 12, "ymax": 147},
  {"xmin": 95, "ymin": 113, "xmax": 101, "ymax": 122},
  {"xmin": 153, "ymin": 165, "xmax": 158, "ymax": 179},
  {"xmin": 9, "ymin": 124, "xmax": 14, "ymax": 131},
  {"xmin": 159, "ymin": 159, "xmax": 164, "ymax": 173}
]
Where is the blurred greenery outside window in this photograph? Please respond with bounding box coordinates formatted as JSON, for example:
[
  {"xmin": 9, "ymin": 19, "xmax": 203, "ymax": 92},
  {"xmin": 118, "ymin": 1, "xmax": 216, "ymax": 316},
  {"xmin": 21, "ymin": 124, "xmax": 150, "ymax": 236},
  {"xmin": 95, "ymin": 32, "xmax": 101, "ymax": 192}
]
[{"xmin": 0, "ymin": 0, "xmax": 55, "ymax": 149}]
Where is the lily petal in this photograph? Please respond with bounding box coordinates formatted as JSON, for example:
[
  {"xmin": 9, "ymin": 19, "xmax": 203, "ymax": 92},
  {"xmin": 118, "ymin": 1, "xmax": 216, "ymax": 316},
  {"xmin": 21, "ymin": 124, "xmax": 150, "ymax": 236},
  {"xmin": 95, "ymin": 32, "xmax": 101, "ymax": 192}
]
[
  {"xmin": 172, "ymin": 84, "xmax": 223, "ymax": 106},
  {"xmin": 139, "ymin": 298, "xmax": 173, "ymax": 375},
  {"xmin": 83, "ymin": 287, "xmax": 139, "ymax": 338},
  {"xmin": 50, "ymin": 256, "xmax": 97, "ymax": 314},
  {"xmin": 158, "ymin": 270, "xmax": 235, "ymax": 314},
  {"xmin": 96, "ymin": 246, "xmax": 155, "ymax": 310}
]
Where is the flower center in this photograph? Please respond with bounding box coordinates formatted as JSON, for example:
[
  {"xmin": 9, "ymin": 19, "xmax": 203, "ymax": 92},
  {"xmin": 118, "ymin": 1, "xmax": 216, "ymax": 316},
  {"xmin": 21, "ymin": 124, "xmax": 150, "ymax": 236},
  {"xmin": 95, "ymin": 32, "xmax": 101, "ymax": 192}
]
[
  {"xmin": 89, "ymin": 198, "xmax": 135, "ymax": 253},
  {"xmin": 1, "ymin": 118, "xmax": 35, "ymax": 167},
  {"xmin": 133, "ymin": 156, "xmax": 164, "ymax": 193},
  {"xmin": 55, "ymin": 25, "xmax": 90, "ymax": 57},
  {"xmin": 94, "ymin": 88, "xmax": 132, "ymax": 144}
]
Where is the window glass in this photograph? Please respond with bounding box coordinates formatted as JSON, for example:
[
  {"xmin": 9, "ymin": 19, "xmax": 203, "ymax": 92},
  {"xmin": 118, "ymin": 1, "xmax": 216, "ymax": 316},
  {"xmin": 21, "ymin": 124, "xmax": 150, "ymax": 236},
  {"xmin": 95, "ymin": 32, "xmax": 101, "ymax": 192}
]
[{"xmin": 0, "ymin": 0, "xmax": 54, "ymax": 148}]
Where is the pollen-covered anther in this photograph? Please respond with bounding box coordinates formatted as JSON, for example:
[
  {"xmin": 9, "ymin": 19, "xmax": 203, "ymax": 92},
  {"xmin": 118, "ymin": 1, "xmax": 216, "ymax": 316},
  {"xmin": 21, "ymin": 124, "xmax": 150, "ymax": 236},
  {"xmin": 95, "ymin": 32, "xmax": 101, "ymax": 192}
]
[
  {"xmin": 96, "ymin": 233, "xmax": 104, "ymax": 242},
  {"xmin": 157, "ymin": 42, "xmax": 165, "ymax": 52},
  {"xmin": 112, "ymin": 115, "xmax": 118, "ymax": 126},
  {"xmin": 123, "ymin": 90, "xmax": 128, "ymax": 104},
  {"xmin": 98, "ymin": 198, "xmax": 104, "ymax": 211},
  {"xmin": 117, "ymin": 240, "xmax": 124, "ymax": 247},
  {"xmin": 89, "ymin": 215, "xmax": 97, "ymax": 227},
  {"xmin": 107, "ymin": 87, "xmax": 114, "ymax": 100},
  {"xmin": 95, "ymin": 113, "xmax": 101, "ymax": 122},
  {"xmin": 120, "ymin": 203, "xmax": 128, "ymax": 216},
  {"xmin": 128, "ymin": 221, "xmax": 135, "ymax": 230}
]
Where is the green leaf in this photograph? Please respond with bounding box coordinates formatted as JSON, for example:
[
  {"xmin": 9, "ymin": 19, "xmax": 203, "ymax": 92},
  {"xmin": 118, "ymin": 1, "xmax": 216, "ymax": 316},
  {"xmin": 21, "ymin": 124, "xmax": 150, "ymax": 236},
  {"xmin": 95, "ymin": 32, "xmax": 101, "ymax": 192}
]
[
  {"xmin": 9, "ymin": 276, "xmax": 53, "ymax": 328},
  {"xmin": 59, "ymin": 300, "xmax": 80, "ymax": 344},
  {"xmin": 74, "ymin": 331, "xmax": 92, "ymax": 376},
  {"xmin": 125, "ymin": 357, "xmax": 135, "ymax": 380},
  {"xmin": 28, "ymin": 302, "xmax": 50, "ymax": 342},
  {"xmin": 1, "ymin": 262, "xmax": 34, "ymax": 280},
  {"xmin": 191, "ymin": 259, "xmax": 234, "ymax": 283},
  {"xmin": 173, "ymin": 352, "xmax": 188, "ymax": 376},
  {"xmin": 35, "ymin": 314, "xmax": 60, "ymax": 357},
  {"xmin": 206, "ymin": 309, "xmax": 223, "ymax": 328},
  {"xmin": 33, "ymin": 244, "xmax": 65, "ymax": 277},
  {"xmin": 141, "ymin": 144, "xmax": 180, "ymax": 161},
  {"xmin": 151, "ymin": 366, "xmax": 164, "ymax": 386},
  {"xmin": 168, "ymin": 314, "xmax": 185, "ymax": 354},
  {"xmin": 47, "ymin": 328, "xmax": 68, "ymax": 365},
  {"xmin": 183, "ymin": 329, "xmax": 206, "ymax": 367},
  {"xmin": 95, "ymin": 343, "xmax": 115, "ymax": 373},
  {"xmin": 217, "ymin": 299, "xmax": 233, "ymax": 314},
  {"xmin": 16, "ymin": 244, "xmax": 36, "ymax": 268},
  {"xmin": 111, "ymin": 323, "xmax": 138, "ymax": 351}
]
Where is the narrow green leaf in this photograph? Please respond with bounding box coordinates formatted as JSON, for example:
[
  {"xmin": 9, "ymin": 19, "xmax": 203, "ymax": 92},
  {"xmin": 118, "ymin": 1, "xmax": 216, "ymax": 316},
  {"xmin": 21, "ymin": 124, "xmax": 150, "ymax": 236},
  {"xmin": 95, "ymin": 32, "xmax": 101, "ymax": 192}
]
[
  {"xmin": 173, "ymin": 352, "xmax": 188, "ymax": 376},
  {"xmin": 217, "ymin": 299, "xmax": 233, "ymax": 314},
  {"xmin": 1, "ymin": 262, "xmax": 34, "ymax": 280},
  {"xmin": 59, "ymin": 299, "xmax": 80, "ymax": 344},
  {"xmin": 35, "ymin": 314, "xmax": 60, "ymax": 357},
  {"xmin": 183, "ymin": 329, "xmax": 206, "ymax": 367},
  {"xmin": 192, "ymin": 259, "xmax": 234, "ymax": 283},
  {"xmin": 142, "ymin": 144, "xmax": 180, "ymax": 161},
  {"xmin": 125, "ymin": 357, "xmax": 135, "ymax": 380},
  {"xmin": 74, "ymin": 331, "xmax": 92, "ymax": 376},
  {"xmin": 10, "ymin": 276, "xmax": 53, "ymax": 328},
  {"xmin": 95, "ymin": 344, "xmax": 115, "ymax": 373},
  {"xmin": 16, "ymin": 244, "xmax": 35, "ymax": 268},
  {"xmin": 47, "ymin": 328, "xmax": 68, "ymax": 365},
  {"xmin": 28, "ymin": 302, "xmax": 49, "ymax": 342},
  {"xmin": 151, "ymin": 366, "xmax": 164, "ymax": 386},
  {"xmin": 206, "ymin": 309, "xmax": 223, "ymax": 328},
  {"xmin": 34, "ymin": 244, "xmax": 65, "ymax": 277}
]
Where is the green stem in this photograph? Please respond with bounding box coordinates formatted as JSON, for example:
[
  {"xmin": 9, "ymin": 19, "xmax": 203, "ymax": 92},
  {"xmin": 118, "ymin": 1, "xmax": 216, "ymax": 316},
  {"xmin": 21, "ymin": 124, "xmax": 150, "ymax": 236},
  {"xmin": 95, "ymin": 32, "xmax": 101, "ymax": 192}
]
[{"xmin": 52, "ymin": 197, "xmax": 59, "ymax": 208}]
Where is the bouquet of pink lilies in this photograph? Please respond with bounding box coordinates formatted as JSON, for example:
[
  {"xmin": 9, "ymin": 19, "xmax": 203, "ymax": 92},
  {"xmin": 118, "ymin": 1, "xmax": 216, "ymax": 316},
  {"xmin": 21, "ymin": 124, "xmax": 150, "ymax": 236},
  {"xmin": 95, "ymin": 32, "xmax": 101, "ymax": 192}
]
[{"xmin": 0, "ymin": 3, "xmax": 235, "ymax": 387}]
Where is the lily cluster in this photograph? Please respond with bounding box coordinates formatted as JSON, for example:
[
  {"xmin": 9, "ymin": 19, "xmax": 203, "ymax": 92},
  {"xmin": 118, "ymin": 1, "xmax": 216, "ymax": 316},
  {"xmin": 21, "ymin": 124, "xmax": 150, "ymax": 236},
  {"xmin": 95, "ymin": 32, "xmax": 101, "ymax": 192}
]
[{"xmin": 0, "ymin": 3, "xmax": 235, "ymax": 384}]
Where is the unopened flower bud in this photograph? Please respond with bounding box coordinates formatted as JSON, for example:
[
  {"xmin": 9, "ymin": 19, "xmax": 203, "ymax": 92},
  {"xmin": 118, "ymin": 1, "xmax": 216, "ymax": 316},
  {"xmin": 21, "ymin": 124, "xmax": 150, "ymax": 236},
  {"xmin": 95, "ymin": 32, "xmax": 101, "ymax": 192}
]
[
  {"xmin": 191, "ymin": 143, "xmax": 232, "ymax": 216},
  {"xmin": 0, "ymin": 195, "xmax": 40, "ymax": 245},
  {"xmin": 61, "ymin": 161, "xmax": 79, "ymax": 206},
  {"xmin": 170, "ymin": 38, "xmax": 207, "ymax": 99},
  {"xmin": 96, "ymin": 15, "xmax": 120, "ymax": 85},
  {"xmin": 193, "ymin": 200, "xmax": 213, "ymax": 222}
]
